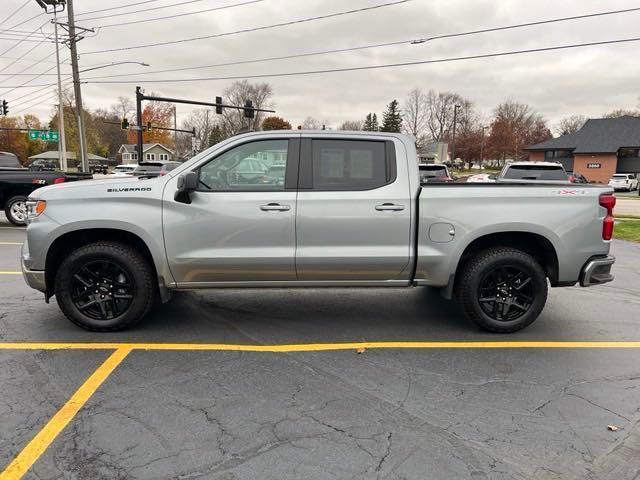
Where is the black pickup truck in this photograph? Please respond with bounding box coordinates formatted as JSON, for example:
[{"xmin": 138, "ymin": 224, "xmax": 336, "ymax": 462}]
[{"xmin": 0, "ymin": 169, "xmax": 92, "ymax": 225}]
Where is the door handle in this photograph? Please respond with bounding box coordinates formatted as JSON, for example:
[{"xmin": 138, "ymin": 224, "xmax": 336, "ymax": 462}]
[
  {"xmin": 375, "ymin": 203, "xmax": 405, "ymax": 211},
  {"xmin": 260, "ymin": 203, "xmax": 291, "ymax": 212}
]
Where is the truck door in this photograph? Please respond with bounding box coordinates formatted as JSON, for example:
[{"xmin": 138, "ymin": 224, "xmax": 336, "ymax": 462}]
[
  {"xmin": 295, "ymin": 137, "xmax": 412, "ymax": 281},
  {"xmin": 163, "ymin": 138, "xmax": 299, "ymax": 284}
]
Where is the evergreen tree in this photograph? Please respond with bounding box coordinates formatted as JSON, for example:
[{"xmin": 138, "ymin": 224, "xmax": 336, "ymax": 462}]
[
  {"xmin": 363, "ymin": 112, "xmax": 379, "ymax": 131},
  {"xmin": 380, "ymin": 99, "xmax": 402, "ymax": 132}
]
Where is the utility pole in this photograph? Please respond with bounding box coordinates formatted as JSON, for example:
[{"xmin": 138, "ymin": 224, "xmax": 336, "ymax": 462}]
[
  {"xmin": 451, "ymin": 104, "xmax": 460, "ymax": 162},
  {"xmin": 173, "ymin": 105, "xmax": 177, "ymax": 155},
  {"xmin": 52, "ymin": 6, "xmax": 67, "ymax": 171},
  {"xmin": 136, "ymin": 86, "xmax": 144, "ymax": 164},
  {"xmin": 479, "ymin": 125, "xmax": 487, "ymax": 172},
  {"xmin": 66, "ymin": 0, "xmax": 89, "ymax": 172}
]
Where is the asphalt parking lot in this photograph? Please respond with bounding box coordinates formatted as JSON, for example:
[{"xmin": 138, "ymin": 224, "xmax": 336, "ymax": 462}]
[{"xmin": 1, "ymin": 214, "xmax": 639, "ymax": 480}]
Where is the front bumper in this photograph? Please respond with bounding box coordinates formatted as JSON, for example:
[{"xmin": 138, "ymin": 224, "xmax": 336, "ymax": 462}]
[
  {"xmin": 21, "ymin": 242, "xmax": 46, "ymax": 293},
  {"xmin": 579, "ymin": 255, "xmax": 615, "ymax": 287}
]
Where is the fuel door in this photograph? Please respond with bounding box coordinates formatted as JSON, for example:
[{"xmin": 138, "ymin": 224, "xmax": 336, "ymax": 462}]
[{"xmin": 429, "ymin": 222, "xmax": 455, "ymax": 243}]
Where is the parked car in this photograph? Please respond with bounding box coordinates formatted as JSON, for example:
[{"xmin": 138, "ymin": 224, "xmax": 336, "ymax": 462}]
[
  {"xmin": 608, "ymin": 174, "xmax": 638, "ymax": 191},
  {"xmin": 466, "ymin": 173, "xmax": 496, "ymax": 183},
  {"xmin": 89, "ymin": 160, "xmax": 108, "ymax": 175},
  {"xmin": 1, "ymin": 170, "xmax": 92, "ymax": 225},
  {"xmin": 109, "ymin": 165, "xmax": 138, "ymax": 176},
  {"xmin": 567, "ymin": 172, "xmax": 589, "ymax": 184},
  {"xmin": 418, "ymin": 164, "xmax": 453, "ymax": 183},
  {"xmin": 22, "ymin": 131, "xmax": 615, "ymax": 334},
  {"xmin": 0, "ymin": 151, "xmax": 25, "ymax": 171},
  {"xmin": 498, "ymin": 161, "xmax": 570, "ymax": 183},
  {"xmin": 159, "ymin": 161, "xmax": 182, "ymax": 176},
  {"xmin": 29, "ymin": 159, "xmax": 58, "ymax": 172}
]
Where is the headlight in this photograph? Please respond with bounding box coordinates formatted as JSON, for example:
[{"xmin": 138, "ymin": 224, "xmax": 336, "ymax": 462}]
[{"xmin": 26, "ymin": 199, "xmax": 46, "ymax": 221}]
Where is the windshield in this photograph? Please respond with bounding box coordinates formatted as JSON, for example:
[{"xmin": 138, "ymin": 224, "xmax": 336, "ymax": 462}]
[
  {"xmin": 419, "ymin": 165, "xmax": 448, "ymax": 178},
  {"xmin": 0, "ymin": 153, "xmax": 20, "ymax": 167},
  {"xmin": 611, "ymin": 175, "xmax": 628, "ymax": 179},
  {"xmin": 503, "ymin": 165, "xmax": 568, "ymax": 181}
]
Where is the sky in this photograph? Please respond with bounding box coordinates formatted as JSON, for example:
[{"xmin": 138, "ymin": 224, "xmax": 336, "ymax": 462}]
[{"xmin": 1, "ymin": 0, "xmax": 639, "ymax": 132}]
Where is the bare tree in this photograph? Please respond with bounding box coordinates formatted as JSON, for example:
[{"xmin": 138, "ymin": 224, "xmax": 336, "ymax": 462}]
[
  {"xmin": 301, "ymin": 116, "xmax": 323, "ymax": 130},
  {"xmin": 338, "ymin": 120, "xmax": 363, "ymax": 130},
  {"xmin": 554, "ymin": 115, "xmax": 586, "ymax": 136},
  {"xmin": 425, "ymin": 90, "xmax": 465, "ymax": 142},
  {"xmin": 402, "ymin": 88, "xmax": 429, "ymax": 148},
  {"xmin": 219, "ymin": 80, "xmax": 274, "ymax": 137},
  {"xmin": 110, "ymin": 96, "xmax": 134, "ymax": 121},
  {"xmin": 181, "ymin": 109, "xmax": 218, "ymax": 157}
]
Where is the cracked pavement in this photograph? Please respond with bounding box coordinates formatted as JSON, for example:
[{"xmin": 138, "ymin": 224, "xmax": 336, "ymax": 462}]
[{"xmin": 1, "ymin": 214, "xmax": 640, "ymax": 479}]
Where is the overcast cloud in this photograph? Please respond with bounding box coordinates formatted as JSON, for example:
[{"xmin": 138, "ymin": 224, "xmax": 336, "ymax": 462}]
[{"xmin": 1, "ymin": 0, "xmax": 639, "ymax": 130}]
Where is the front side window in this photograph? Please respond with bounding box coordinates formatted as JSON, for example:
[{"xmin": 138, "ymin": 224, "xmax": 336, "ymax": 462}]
[
  {"xmin": 311, "ymin": 140, "xmax": 390, "ymax": 190},
  {"xmin": 198, "ymin": 139, "xmax": 289, "ymax": 191}
]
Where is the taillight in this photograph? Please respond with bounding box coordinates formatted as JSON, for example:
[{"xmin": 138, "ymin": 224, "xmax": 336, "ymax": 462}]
[
  {"xmin": 53, "ymin": 177, "xmax": 65, "ymax": 184},
  {"xmin": 599, "ymin": 193, "xmax": 616, "ymax": 240}
]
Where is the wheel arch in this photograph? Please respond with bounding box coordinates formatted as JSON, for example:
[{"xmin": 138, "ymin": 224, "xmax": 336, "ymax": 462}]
[
  {"xmin": 44, "ymin": 228, "xmax": 168, "ymax": 301},
  {"xmin": 452, "ymin": 231, "xmax": 560, "ymax": 293}
]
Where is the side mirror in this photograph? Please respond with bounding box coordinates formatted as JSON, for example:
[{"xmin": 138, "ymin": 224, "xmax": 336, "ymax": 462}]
[{"xmin": 174, "ymin": 171, "xmax": 198, "ymax": 204}]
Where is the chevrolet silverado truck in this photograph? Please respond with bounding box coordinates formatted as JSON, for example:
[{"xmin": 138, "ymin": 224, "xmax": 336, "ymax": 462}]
[
  {"xmin": 1, "ymin": 169, "xmax": 92, "ymax": 226},
  {"xmin": 21, "ymin": 131, "xmax": 616, "ymax": 332}
]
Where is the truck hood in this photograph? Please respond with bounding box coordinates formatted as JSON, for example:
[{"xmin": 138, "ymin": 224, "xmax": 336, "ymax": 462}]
[{"xmin": 30, "ymin": 176, "xmax": 163, "ymax": 200}]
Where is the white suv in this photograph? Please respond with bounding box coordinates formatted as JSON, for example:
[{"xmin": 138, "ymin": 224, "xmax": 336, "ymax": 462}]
[{"xmin": 608, "ymin": 174, "xmax": 638, "ymax": 192}]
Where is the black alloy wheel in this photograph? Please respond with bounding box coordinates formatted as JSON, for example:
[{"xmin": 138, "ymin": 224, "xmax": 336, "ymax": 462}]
[
  {"xmin": 70, "ymin": 260, "xmax": 135, "ymax": 320},
  {"xmin": 477, "ymin": 266, "xmax": 534, "ymax": 322}
]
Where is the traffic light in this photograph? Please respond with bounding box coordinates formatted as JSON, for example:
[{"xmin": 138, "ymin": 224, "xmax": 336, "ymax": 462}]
[
  {"xmin": 243, "ymin": 100, "xmax": 254, "ymax": 119},
  {"xmin": 120, "ymin": 117, "xmax": 129, "ymax": 130},
  {"xmin": 215, "ymin": 96, "xmax": 223, "ymax": 115},
  {"xmin": 146, "ymin": 121, "xmax": 152, "ymax": 132},
  {"xmin": 1, "ymin": 100, "xmax": 8, "ymax": 116}
]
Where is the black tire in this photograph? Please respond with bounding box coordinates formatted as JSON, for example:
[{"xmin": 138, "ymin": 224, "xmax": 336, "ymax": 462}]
[
  {"xmin": 456, "ymin": 247, "xmax": 548, "ymax": 333},
  {"xmin": 55, "ymin": 242, "xmax": 156, "ymax": 331},
  {"xmin": 4, "ymin": 195, "xmax": 28, "ymax": 226}
]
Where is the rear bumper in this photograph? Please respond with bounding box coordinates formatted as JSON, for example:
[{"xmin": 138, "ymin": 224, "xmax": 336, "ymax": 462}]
[{"xmin": 579, "ymin": 255, "xmax": 615, "ymax": 287}]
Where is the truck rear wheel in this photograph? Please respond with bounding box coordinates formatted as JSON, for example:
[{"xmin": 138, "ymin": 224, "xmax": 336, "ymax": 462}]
[
  {"xmin": 55, "ymin": 242, "xmax": 155, "ymax": 331},
  {"xmin": 5, "ymin": 195, "xmax": 28, "ymax": 226},
  {"xmin": 456, "ymin": 247, "xmax": 548, "ymax": 333}
]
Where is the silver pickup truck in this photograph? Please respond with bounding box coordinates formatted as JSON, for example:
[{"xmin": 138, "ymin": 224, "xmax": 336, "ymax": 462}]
[{"xmin": 21, "ymin": 131, "xmax": 616, "ymax": 333}]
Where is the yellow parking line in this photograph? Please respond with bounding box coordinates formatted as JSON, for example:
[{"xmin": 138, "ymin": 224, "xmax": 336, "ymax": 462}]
[
  {"xmin": 1, "ymin": 341, "xmax": 640, "ymax": 351},
  {"xmin": 0, "ymin": 272, "xmax": 21, "ymax": 275},
  {"xmin": 0, "ymin": 347, "xmax": 131, "ymax": 480}
]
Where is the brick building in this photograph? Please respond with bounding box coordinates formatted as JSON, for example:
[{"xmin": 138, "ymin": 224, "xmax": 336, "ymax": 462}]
[{"xmin": 525, "ymin": 116, "xmax": 640, "ymax": 183}]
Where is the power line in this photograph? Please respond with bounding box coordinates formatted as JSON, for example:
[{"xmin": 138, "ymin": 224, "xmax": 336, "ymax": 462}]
[
  {"xmin": 96, "ymin": 0, "xmax": 266, "ymax": 28},
  {"xmin": 0, "ymin": 57, "xmax": 70, "ymax": 97},
  {"xmin": 0, "ymin": 20, "xmax": 50, "ymax": 57},
  {"xmin": 11, "ymin": 91, "xmax": 60, "ymax": 115},
  {"xmin": 5, "ymin": 13, "xmax": 45, "ymax": 32},
  {"xmin": 80, "ymin": 6, "xmax": 640, "ymax": 80},
  {"xmin": 0, "ymin": 38, "xmax": 54, "ymax": 75},
  {"xmin": 0, "ymin": 0, "xmax": 31, "ymax": 28},
  {"xmin": 76, "ymin": 0, "xmax": 162, "ymax": 16},
  {"xmin": 80, "ymin": 0, "xmax": 206, "ymax": 21},
  {"xmin": 83, "ymin": 37, "xmax": 640, "ymax": 84},
  {"xmin": 83, "ymin": 0, "xmax": 413, "ymax": 54}
]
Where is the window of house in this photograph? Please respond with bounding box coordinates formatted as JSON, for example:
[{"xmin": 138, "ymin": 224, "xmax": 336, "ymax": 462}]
[
  {"xmin": 619, "ymin": 148, "xmax": 640, "ymax": 158},
  {"xmin": 198, "ymin": 139, "xmax": 289, "ymax": 191},
  {"xmin": 131, "ymin": 153, "xmax": 138, "ymax": 160},
  {"xmin": 159, "ymin": 153, "xmax": 168, "ymax": 161},
  {"xmin": 310, "ymin": 140, "xmax": 392, "ymax": 190},
  {"xmin": 544, "ymin": 150, "xmax": 573, "ymax": 160},
  {"xmin": 146, "ymin": 153, "xmax": 156, "ymax": 161},
  {"xmin": 123, "ymin": 153, "xmax": 129, "ymax": 161}
]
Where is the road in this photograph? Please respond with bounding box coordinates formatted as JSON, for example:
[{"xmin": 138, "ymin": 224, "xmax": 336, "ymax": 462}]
[{"xmin": 1, "ymin": 213, "xmax": 639, "ymax": 480}]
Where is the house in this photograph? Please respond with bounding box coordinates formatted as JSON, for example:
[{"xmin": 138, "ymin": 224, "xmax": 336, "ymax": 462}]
[
  {"xmin": 28, "ymin": 151, "xmax": 110, "ymax": 169},
  {"xmin": 118, "ymin": 143, "xmax": 174, "ymax": 164},
  {"xmin": 417, "ymin": 142, "xmax": 448, "ymax": 164},
  {"xmin": 525, "ymin": 116, "xmax": 640, "ymax": 183}
]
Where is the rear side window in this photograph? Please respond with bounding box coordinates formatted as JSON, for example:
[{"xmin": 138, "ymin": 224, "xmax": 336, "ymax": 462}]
[
  {"xmin": 503, "ymin": 165, "xmax": 568, "ymax": 181},
  {"xmin": 310, "ymin": 140, "xmax": 393, "ymax": 190},
  {"xmin": 419, "ymin": 166, "xmax": 447, "ymax": 178}
]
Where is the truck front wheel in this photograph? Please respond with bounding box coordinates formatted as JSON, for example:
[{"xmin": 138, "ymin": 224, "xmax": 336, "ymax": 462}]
[
  {"xmin": 55, "ymin": 242, "xmax": 155, "ymax": 331},
  {"xmin": 456, "ymin": 247, "xmax": 548, "ymax": 333}
]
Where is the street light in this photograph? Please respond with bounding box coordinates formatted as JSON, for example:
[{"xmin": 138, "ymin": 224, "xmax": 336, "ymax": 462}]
[
  {"xmin": 79, "ymin": 61, "xmax": 150, "ymax": 74},
  {"xmin": 35, "ymin": 0, "xmax": 66, "ymax": 12}
]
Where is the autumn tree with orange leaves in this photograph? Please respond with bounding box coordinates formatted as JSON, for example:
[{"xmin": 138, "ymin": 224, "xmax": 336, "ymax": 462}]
[{"xmin": 127, "ymin": 99, "xmax": 174, "ymax": 148}]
